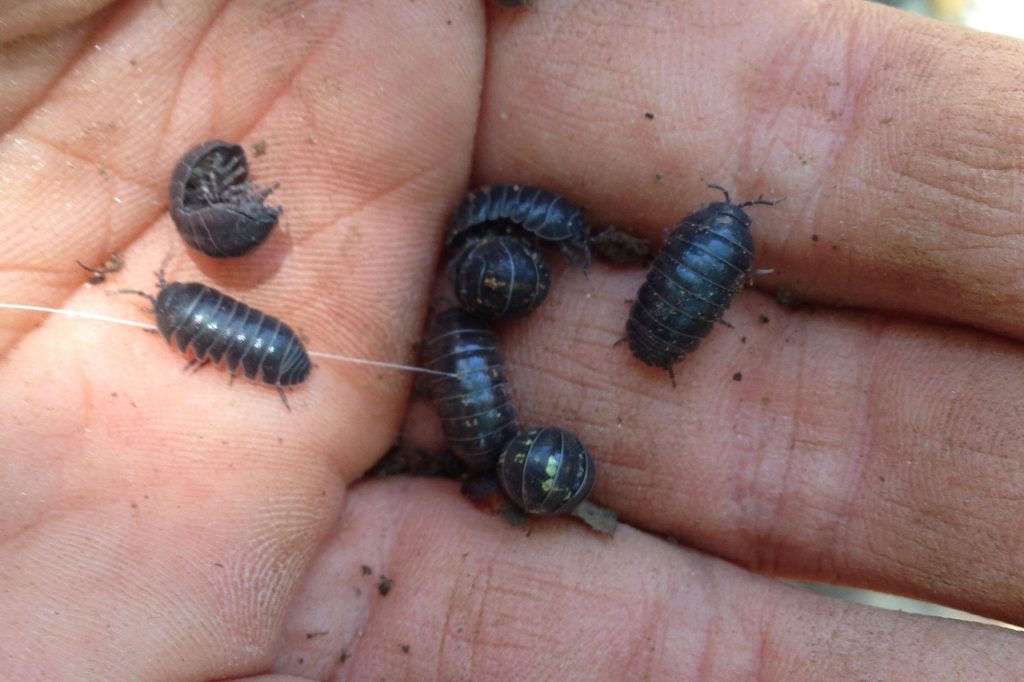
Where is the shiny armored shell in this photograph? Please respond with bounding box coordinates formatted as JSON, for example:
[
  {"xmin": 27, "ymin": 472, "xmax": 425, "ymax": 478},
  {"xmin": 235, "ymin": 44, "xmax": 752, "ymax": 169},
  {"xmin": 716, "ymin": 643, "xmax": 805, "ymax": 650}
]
[
  {"xmin": 627, "ymin": 188, "xmax": 772, "ymax": 374},
  {"xmin": 169, "ymin": 140, "xmax": 281, "ymax": 258},
  {"xmin": 153, "ymin": 279, "xmax": 311, "ymax": 389},
  {"xmin": 449, "ymin": 232, "xmax": 551, "ymax": 320},
  {"xmin": 421, "ymin": 308, "xmax": 519, "ymax": 470},
  {"xmin": 498, "ymin": 427, "xmax": 596, "ymax": 515},
  {"xmin": 448, "ymin": 185, "xmax": 590, "ymax": 270}
]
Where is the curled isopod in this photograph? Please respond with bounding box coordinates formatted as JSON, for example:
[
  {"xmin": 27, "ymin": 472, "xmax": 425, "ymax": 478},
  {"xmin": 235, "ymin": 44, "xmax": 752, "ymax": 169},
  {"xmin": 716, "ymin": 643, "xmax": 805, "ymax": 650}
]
[
  {"xmin": 420, "ymin": 307, "xmax": 519, "ymax": 470},
  {"xmin": 626, "ymin": 185, "xmax": 779, "ymax": 381},
  {"xmin": 169, "ymin": 140, "xmax": 281, "ymax": 258},
  {"xmin": 449, "ymin": 228, "xmax": 551, "ymax": 320},
  {"xmin": 497, "ymin": 426, "xmax": 617, "ymax": 533},
  {"xmin": 123, "ymin": 269, "xmax": 310, "ymax": 407}
]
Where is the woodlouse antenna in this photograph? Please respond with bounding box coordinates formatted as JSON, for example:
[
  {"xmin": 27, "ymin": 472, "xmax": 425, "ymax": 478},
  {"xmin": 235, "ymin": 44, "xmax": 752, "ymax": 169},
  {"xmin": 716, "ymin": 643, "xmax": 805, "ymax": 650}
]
[
  {"xmin": 0, "ymin": 303, "xmax": 457, "ymax": 378},
  {"xmin": 705, "ymin": 184, "xmax": 785, "ymax": 208},
  {"xmin": 740, "ymin": 196, "xmax": 785, "ymax": 208},
  {"xmin": 706, "ymin": 183, "xmax": 731, "ymax": 203},
  {"xmin": 116, "ymin": 288, "xmax": 157, "ymax": 306}
]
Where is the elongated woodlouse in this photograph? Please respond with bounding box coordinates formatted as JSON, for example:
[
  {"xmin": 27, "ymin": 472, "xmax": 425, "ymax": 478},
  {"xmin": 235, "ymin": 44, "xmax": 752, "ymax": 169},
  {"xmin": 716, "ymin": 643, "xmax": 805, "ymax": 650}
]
[
  {"xmin": 421, "ymin": 307, "xmax": 519, "ymax": 470},
  {"xmin": 124, "ymin": 270, "xmax": 310, "ymax": 406},
  {"xmin": 448, "ymin": 185, "xmax": 591, "ymax": 270},
  {"xmin": 169, "ymin": 140, "xmax": 281, "ymax": 258},
  {"xmin": 626, "ymin": 185, "xmax": 779, "ymax": 381},
  {"xmin": 449, "ymin": 227, "xmax": 551, "ymax": 320}
]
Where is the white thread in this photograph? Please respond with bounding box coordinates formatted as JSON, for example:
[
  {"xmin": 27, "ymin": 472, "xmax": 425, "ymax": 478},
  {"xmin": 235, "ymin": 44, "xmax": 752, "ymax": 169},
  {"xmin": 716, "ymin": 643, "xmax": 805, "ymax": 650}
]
[
  {"xmin": 0, "ymin": 303, "xmax": 158, "ymax": 330},
  {"xmin": 0, "ymin": 303, "xmax": 454, "ymax": 378}
]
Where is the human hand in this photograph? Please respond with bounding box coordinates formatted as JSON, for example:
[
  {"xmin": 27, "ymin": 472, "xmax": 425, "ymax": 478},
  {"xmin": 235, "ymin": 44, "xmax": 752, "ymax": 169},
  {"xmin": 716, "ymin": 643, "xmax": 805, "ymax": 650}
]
[{"xmin": 2, "ymin": 1, "xmax": 1023, "ymax": 680}]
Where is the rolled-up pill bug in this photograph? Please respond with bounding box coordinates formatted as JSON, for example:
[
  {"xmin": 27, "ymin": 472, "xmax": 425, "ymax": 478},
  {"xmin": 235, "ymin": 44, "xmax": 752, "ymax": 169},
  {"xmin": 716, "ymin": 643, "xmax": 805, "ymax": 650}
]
[
  {"xmin": 449, "ymin": 226, "xmax": 551, "ymax": 320},
  {"xmin": 498, "ymin": 427, "xmax": 617, "ymax": 534},
  {"xmin": 123, "ymin": 269, "xmax": 310, "ymax": 407},
  {"xmin": 626, "ymin": 185, "xmax": 778, "ymax": 381},
  {"xmin": 169, "ymin": 140, "xmax": 281, "ymax": 258},
  {"xmin": 448, "ymin": 185, "xmax": 591, "ymax": 271},
  {"xmin": 421, "ymin": 307, "xmax": 519, "ymax": 471}
]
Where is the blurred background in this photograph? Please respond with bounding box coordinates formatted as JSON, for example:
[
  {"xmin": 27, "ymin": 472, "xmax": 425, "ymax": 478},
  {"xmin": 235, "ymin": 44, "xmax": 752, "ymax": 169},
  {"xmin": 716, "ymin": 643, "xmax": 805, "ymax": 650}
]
[
  {"xmin": 798, "ymin": 0, "xmax": 1024, "ymax": 631},
  {"xmin": 873, "ymin": 0, "xmax": 1024, "ymax": 38}
]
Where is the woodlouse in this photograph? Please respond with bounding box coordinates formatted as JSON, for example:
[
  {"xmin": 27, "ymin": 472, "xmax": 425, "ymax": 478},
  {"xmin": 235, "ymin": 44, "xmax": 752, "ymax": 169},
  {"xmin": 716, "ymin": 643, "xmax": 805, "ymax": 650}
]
[
  {"xmin": 449, "ymin": 228, "xmax": 551, "ymax": 320},
  {"xmin": 497, "ymin": 427, "xmax": 595, "ymax": 516},
  {"xmin": 497, "ymin": 426, "xmax": 617, "ymax": 533},
  {"xmin": 124, "ymin": 269, "xmax": 310, "ymax": 406},
  {"xmin": 448, "ymin": 185, "xmax": 591, "ymax": 271},
  {"xmin": 421, "ymin": 307, "xmax": 519, "ymax": 470},
  {"xmin": 625, "ymin": 185, "xmax": 778, "ymax": 381},
  {"xmin": 169, "ymin": 140, "xmax": 281, "ymax": 258}
]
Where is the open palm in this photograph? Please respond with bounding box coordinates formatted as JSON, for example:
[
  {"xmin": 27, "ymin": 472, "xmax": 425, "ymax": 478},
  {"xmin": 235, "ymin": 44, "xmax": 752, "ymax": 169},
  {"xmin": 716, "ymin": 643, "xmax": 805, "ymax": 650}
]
[{"xmin": 3, "ymin": 1, "xmax": 1023, "ymax": 680}]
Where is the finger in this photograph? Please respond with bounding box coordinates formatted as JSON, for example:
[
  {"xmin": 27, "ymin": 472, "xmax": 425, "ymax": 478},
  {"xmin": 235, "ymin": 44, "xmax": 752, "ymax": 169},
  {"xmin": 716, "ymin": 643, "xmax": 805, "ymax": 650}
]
[
  {"xmin": 476, "ymin": 0, "xmax": 1024, "ymax": 340},
  {"xmin": 273, "ymin": 479, "xmax": 1024, "ymax": 681},
  {"xmin": 483, "ymin": 265, "xmax": 1024, "ymax": 626},
  {"xmin": 0, "ymin": 1, "xmax": 484, "ymax": 679},
  {"xmin": 0, "ymin": 1, "xmax": 231, "ymax": 351}
]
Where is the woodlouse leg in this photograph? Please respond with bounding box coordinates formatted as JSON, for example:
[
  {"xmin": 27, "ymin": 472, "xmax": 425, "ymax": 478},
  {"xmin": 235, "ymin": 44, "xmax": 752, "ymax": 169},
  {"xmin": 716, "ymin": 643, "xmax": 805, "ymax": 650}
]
[
  {"xmin": 277, "ymin": 387, "xmax": 292, "ymax": 411},
  {"xmin": 612, "ymin": 335, "xmax": 628, "ymax": 347},
  {"xmin": 666, "ymin": 366, "xmax": 677, "ymax": 388},
  {"xmin": 717, "ymin": 318, "xmax": 735, "ymax": 329},
  {"xmin": 183, "ymin": 359, "xmax": 211, "ymax": 374}
]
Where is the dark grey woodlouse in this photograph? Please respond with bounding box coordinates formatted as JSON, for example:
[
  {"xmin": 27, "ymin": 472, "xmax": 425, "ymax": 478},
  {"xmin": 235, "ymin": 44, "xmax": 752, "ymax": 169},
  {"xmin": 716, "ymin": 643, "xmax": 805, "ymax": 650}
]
[
  {"xmin": 497, "ymin": 427, "xmax": 595, "ymax": 516},
  {"xmin": 421, "ymin": 307, "xmax": 519, "ymax": 471},
  {"xmin": 169, "ymin": 140, "xmax": 281, "ymax": 258},
  {"xmin": 449, "ymin": 228, "xmax": 551, "ymax": 320},
  {"xmin": 125, "ymin": 270, "xmax": 310, "ymax": 407},
  {"xmin": 448, "ymin": 185, "xmax": 591, "ymax": 271},
  {"xmin": 626, "ymin": 185, "xmax": 778, "ymax": 381}
]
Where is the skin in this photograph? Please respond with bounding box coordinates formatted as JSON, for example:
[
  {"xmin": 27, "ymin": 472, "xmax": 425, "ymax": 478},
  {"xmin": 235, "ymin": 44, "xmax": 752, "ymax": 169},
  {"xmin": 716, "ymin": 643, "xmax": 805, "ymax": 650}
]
[{"xmin": 1, "ymin": 0, "xmax": 1023, "ymax": 679}]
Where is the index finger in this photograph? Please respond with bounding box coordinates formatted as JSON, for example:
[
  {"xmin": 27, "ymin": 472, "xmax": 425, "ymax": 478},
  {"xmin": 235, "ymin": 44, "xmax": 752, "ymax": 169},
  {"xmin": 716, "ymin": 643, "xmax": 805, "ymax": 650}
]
[{"xmin": 476, "ymin": 0, "xmax": 1024, "ymax": 340}]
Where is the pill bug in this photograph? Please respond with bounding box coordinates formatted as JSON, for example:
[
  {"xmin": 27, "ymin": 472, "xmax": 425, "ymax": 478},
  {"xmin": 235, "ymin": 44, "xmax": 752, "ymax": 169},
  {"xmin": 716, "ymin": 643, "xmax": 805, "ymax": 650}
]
[
  {"xmin": 496, "ymin": 427, "xmax": 616, "ymax": 534},
  {"xmin": 169, "ymin": 140, "xmax": 281, "ymax": 258},
  {"xmin": 421, "ymin": 307, "xmax": 519, "ymax": 471},
  {"xmin": 123, "ymin": 269, "xmax": 310, "ymax": 407},
  {"xmin": 449, "ymin": 227, "xmax": 551, "ymax": 320},
  {"xmin": 626, "ymin": 185, "xmax": 778, "ymax": 381},
  {"xmin": 448, "ymin": 185, "xmax": 591, "ymax": 271},
  {"xmin": 497, "ymin": 427, "xmax": 595, "ymax": 516}
]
